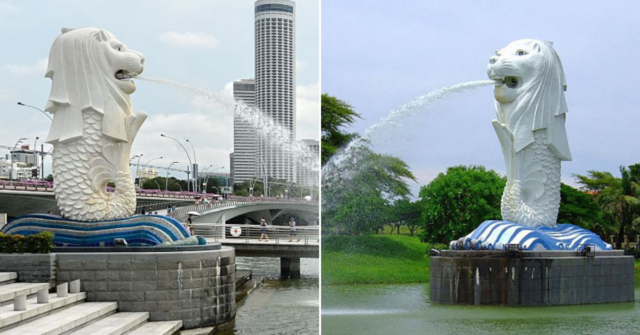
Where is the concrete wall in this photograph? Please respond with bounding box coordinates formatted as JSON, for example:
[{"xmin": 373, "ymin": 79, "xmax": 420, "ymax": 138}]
[
  {"xmin": 55, "ymin": 248, "xmax": 236, "ymax": 329},
  {"xmin": 0, "ymin": 253, "xmax": 56, "ymax": 283},
  {"xmin": 430, "ymin": 250, "xmax": 635, "ymax": 306}
]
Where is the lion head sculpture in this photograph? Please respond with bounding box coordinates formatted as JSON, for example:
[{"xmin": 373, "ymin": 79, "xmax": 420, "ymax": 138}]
[
  {"xmin": 44, "ymin": 27, "xmax": 146, "ymax": 144},
  {"xmin": 487, "ymin": 39, "xmax": 571, "ymax": 161}
]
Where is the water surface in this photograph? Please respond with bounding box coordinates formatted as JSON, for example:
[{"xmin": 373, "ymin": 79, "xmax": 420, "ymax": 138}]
[{"xmin": 322, "ymin": 280, "xmax": 640, "ymax": 334}]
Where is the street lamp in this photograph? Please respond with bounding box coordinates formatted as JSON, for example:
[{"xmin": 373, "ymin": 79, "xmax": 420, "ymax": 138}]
[
  {"xmin": 17, "ymin": 102, "xmax": 52, "ymax": 121},
  {"xmin": 161, "ymin": 134, "xmax": 192, "ymax": 192},
  {"xmin": 185, "ymin": 139, "xmax": 198, "ymax": 193},
  {"xmin": 33, "ymin": 137, "xmax": 39, "ymax": 180},
  {"xmin": 165, "ymin": 161, "xmax": 179, "ymax": 192},
  {"xmin": 203, "ymin": 166, "xmax": 224, "ymax": 194},
  {"xmin": 135, "ymin": 154, "xmax": 144, "ymax": 187},
  {"xmin": 9, "ymin": 137, "xmax": 28, "ymax": 185},
  {"xmin": 140, "ymin": 156, "xmax": 162, "ymax": 186}
]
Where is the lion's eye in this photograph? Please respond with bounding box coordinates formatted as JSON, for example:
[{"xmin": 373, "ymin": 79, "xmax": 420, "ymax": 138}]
[
  {"xmin": 517, "ymin": 50, "xmax": 527, "ymax": 56},
  {"xmin": 117, "ymin": 47, "xmax": 122, "ymax": 51}
]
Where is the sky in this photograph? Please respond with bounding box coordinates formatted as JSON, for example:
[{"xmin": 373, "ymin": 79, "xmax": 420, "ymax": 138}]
[
  {"xmin": 0, "ymin": 0, "xmax": 319, "ymax": 179},
  {"xmin": 322, "ymin": 0, "xmax": 640, "ymax": 197}
]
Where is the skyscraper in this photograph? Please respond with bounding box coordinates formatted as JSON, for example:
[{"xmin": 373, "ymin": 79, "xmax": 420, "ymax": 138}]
[
  {"xmin": 232, "ymin": 79, "xmax": 257, "ymax": 184},
  {"xmin": 255, "ymin": 0, "xmax": 296, "ymax": 182},
  {"xmin": 296, "ymin": 139, "xmax": 319, "ymax": 187}
]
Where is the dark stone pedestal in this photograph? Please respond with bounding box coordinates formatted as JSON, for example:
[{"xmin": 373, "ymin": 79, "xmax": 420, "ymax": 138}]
[
  {"xmin": 280, "ymin": 257, "xmax": 300, "ymax": 278},
  {"xmin": 430, "ymin": 250, "xmax": 634, "ymax": 306}
]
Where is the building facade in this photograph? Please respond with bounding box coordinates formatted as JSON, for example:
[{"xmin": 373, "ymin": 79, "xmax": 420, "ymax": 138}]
[
  {"xmin": 232, "ymin": 79, "xmax": 257, "ymax": 185},
  {"xmin": 255, "ymin": 0, "xmax": 296, "ymax": 182}
]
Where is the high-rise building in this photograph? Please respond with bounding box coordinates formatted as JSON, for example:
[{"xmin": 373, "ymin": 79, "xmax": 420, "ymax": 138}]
[
  {"xmin": 296, "ymin": 139, "xmax": 319, "ymax": 187},
  {"xmin": 255, "ymin": 0, "xmax": 296, "ymax": 182},
  {"xmin": 232, "ymin": 79, "xmax": 257, "ymax": 184}
]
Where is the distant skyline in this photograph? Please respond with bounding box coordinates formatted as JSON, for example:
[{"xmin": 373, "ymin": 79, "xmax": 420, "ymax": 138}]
[
  {"xmin": 0, "ymin": 0, "xmax": 319, "ymax": 180},
  {"xmin": 322, "ymin": 0, "xmax": 640, "ymax": 197}
]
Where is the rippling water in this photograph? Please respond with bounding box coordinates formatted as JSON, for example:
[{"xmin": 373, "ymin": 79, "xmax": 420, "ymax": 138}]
[
  {"xmin": 322, "ymin": 279, "xmax": 640, "ymax": 334},
  {"xmin": 226, "ymin": 257, "xmax": 319, "ymax": 335}
]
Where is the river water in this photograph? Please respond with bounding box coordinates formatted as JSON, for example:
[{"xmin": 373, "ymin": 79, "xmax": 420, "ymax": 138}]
[
  {"xmin": 322, "ymin": 279, "xmax": 640, "ymax": 334},
  {"xmin": 226, "ymin": 257, "xmax": 319, "ymax": 334}
]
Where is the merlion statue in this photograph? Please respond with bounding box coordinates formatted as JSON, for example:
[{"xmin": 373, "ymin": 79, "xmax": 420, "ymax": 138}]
[
  {"xmin": 487, "ymin": 39, "xmax": 570, "ymax": 228},
  {"xmin": 44, "ymin": 27, "xmax": 147, "ymax": 221}
]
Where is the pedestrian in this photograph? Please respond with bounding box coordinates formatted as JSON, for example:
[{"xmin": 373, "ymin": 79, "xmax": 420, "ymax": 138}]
[
  {"xmin": 187, "ymin": 214, "xmax": 194, "ymax": 235},
  {"xmin": 167, "ymin": 206, "xmax": 172, "ymax": 214},
  {"xmin": 288, "ymin": 217, "xmax": 300, "ymax": 242},
  {"xmin": 141, "ymin": 207, "xmax": 146, "ymax": 215},
  {"xmin": 259, "ymin": 217, "xmax": 269, "ymax": 242}
]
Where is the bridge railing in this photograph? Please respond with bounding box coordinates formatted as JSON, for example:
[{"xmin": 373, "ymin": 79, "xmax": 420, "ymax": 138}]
[
  {"xmin": 170, "ymin": 198, "xmax": 318, "ymax": 222},
  {"xmin": 0, "ymin": 180, "xmax": 54, "ymax": 192},
  {"xmin": 193, "ymin": 223, "xmax": 319, "ymax": 245}
]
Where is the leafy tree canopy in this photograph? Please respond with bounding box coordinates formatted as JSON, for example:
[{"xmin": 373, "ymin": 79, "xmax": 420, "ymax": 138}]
[
  {"xmin": 418, "ymin": 165, "xmax": 505, "ymax": 244},
  {"xmin": 321, "ymin": 94, "xmax": 361, "ymax": 166}
]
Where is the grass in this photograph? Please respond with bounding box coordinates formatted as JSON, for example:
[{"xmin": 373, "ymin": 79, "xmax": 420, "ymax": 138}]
[
  {"xmin": 636, "ymin": 259, "xmax": 640, "ymax": 274},
  {"xmin": 322, "ymin": 234, "xmax": 431, "ymax": 285}
]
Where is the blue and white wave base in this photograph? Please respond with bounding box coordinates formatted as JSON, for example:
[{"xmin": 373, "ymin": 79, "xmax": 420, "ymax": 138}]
[
  {"xmin": 450, "ymin": 220, "xmax": 613, "ymax": 251},
  {"xmin": 2, "ymin": 214, "xmax": 203, "ymax": 247}
]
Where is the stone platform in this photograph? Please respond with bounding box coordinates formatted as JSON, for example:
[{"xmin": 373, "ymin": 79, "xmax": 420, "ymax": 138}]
[
  {"xmin": 0, "ymin": 247, "xmax": 236, "ymax": 330},
  {"xmin": 430, "ymin": 250, "xmax": 635, "ymax": 306}
]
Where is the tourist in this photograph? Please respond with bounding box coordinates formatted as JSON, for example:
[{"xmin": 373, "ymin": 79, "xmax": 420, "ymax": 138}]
[
  {"xmin": 141, "ymin": 207, "xmax": 146, "ymax": 215},
  {"xmin": 167, "ymin": 206, "xmax": 172, "ymax": 214},
  {"xmin": 187, "ymin": 214, "xmax": 194, "ymax": 235},
  {"xmin": 288, "ymin": 217, "xmax": 299, "ymax": 242},
  {"xmin": 259, "ymin": 217, "xmax": 269, "ymax": 242}
]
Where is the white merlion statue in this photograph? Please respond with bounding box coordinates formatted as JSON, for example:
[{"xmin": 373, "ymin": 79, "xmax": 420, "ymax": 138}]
[
  {"xmin": 45, "ymin": 27, "xmax": 147, "ymax": 221},
  {"xmin": 487, "ymin": 39, "xmax": 571, "ymax": 228}
]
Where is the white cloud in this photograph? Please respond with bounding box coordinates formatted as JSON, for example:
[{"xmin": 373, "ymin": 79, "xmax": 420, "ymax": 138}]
[
  {"xmin": 296, "ymin": 81, "xmax": 320, "ymax": 140},
  {"xmin": 2, "ymin": 58, "xmax": 47, "ymax": 76},
  {"xmin": 159, "ymin": 31, "xmax": 220, "ymax": 49}
]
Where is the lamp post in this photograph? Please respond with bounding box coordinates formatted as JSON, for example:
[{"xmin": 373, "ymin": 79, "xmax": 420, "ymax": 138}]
[
  {"xmin": 9, "ymin": 137, "xmax": 28, "ymax": 185},
  {"xmin": 203, "ymin": 166, "xmax": 224, "ymax": 194},
  {"xmin": 165, "ymin": 161, "xmax": 179, "ymax": 192},
  {"xmin": 17, "ymin": 102, "xmax": 52, "ymax": 121},
  {"xmin": 33, "ymin": 137, "xmax": 39, "ymax": 180},
  {"xmin": 185, "ymin": 139, "xmax": 198, "ymax": 193},
  {"xmin": 161, "ymin": 134, "xmax": 192, "ymax": 192},
  {"xmin": 135, "ymin": 154, "xmax": 144, "ymax": 187},
  {"xmin": 141, "ymin": 156, "xmax": 162, "ymax": 186}
]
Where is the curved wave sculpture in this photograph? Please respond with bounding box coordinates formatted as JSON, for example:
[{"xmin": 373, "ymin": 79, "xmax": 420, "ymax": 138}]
[
  {"xmin": 450, "ymin": 220, "xmax": 612, "ymax": 251},
  {"xmin": 2, "ymin": 214, "xmax": 194, "ymax": 246}
]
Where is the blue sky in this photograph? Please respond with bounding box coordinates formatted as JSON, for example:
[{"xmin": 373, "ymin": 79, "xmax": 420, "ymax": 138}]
[
  {"xmin": 0, "ymin": 0, "xmax": 319, "ymax": 178},
  {"xmin": 322, "ymin": 0, "xmax": 640, "ymax": 197}
]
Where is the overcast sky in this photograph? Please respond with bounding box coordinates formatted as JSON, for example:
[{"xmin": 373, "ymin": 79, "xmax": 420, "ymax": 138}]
[
  {"xmin": 0, "ymin": 0, "xmax": 319, "ymax": 178},
  {"xmin": 322, "ymin": 0, "xmax": 640, "ymax": 197}
]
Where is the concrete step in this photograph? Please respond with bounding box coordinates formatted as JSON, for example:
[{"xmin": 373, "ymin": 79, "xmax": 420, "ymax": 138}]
[
  {"xmin": 0, "ymin": 282, "xmax": 52, "ymax": 304},
  {"xmin": 0, "ymin": 272, "xmax": 17, "ymax": 285},
  {"xmin": 1, "ymin": 302, "xmax": 117, "ymax": 335},
  {"xmin": 0, "ymin": 292, "xmax": 86, "ymax": 328},
  {"xmin": 124, "ymin": 321, "xmax": 183, "ymax": 335},
  {"xmin": 68, "ymin": 312, "xmax": 149, "ymax": 335}
]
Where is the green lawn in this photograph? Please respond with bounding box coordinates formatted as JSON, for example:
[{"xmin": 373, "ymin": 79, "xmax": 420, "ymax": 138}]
[{"xmin": 322, "ymin": 234, "xmax": 430, "ymax": 285}]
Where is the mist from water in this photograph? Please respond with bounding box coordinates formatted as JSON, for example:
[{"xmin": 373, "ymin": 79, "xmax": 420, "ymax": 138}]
[{"xmin": 137, "ymin": 76, "xmax": 320, "ymax": 180}]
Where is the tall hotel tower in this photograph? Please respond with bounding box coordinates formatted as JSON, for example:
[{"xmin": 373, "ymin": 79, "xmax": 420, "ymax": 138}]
[{"xmin": 254, "ymin": 0, "xmax": 296, "ymax": 182}]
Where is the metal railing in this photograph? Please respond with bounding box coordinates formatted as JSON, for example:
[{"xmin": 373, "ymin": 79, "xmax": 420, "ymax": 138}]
[
  {"xmin": 193, "ymin": 223, "xmax": 319, "ymax": 245},
  {"xmin": 169, "ymin": 198, "xmax": 317, "ymax": 222}
]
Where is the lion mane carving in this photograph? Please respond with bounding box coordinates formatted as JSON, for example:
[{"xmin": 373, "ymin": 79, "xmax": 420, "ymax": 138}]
[
  {"xmin": 45, "ymin": 27, "xmax": 146, "ymax": 221},
  {"xmin": 487, "ymin": 39, "xmax": 570, "ymax": 228}
]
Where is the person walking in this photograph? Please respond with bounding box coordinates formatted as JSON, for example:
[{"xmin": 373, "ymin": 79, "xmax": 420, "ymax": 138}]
[
  {"xmin": 259, "ymin": 217, "xmax": 269, "ymax": 242},
  {"xmin": 288, "ymin": 217, "xmax": 299, "ymax": 242},
  {"xmin": 187, "ymin": 214, "xmax": 194, "ymax": 235}
]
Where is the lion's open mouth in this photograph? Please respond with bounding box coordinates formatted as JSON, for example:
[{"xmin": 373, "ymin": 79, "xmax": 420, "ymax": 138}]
[
  {"xmin": 115, "ymin": 70, "xmax": 136, "ymax": 81},
  {"xmin": 491, "ymin": 76, "xmax": 519, "ymax": 89}
]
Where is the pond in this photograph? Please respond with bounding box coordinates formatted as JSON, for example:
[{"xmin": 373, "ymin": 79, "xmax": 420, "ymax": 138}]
[{"xmin": 322, "ymin": 279, "xmax": 640, "ymax": 334}]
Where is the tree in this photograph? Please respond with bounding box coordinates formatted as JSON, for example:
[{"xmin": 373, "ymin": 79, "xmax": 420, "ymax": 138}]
[
  {"xmin": 575, "ymin": 164, "xmax": 640, "ymax": 249},
  {"xmin": 390, "ymin": 199, "xmax": 423, "ymax": 236},
  {"xmin": 558, "ymin": 183, "xmax": 609, "ymax": 236},
  {"xmin": 418, "ymin": 165, "xmax": 505, "ymax": 244},
  {"xmin": 322, "ymin": 145, "xmax": 416, "ymax": 235},
  {"xmin": 321, "ymin": 94, "xmax": 361, "ymax": 166}
]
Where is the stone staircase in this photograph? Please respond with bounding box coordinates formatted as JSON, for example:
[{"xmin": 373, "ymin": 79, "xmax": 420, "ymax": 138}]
[{"xmin": 0, "ymin": 272, "xmax": 182, "ymax": 335}]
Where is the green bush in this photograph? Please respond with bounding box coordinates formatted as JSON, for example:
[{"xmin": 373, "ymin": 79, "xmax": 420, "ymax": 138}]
[{"xmin": 0, "ymin": 232, "xmax": 54, "ymax": 254}]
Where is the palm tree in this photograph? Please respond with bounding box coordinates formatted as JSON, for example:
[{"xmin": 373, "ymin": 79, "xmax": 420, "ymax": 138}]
[{"xmin": 575, "ymin": 164, "xmax": 640, "ymax": 249}]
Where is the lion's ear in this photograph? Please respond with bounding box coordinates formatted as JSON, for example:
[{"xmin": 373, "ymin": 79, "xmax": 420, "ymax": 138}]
[
  {"xmin": 61, "ymin": 28, "xmax": 75, "ymax": 34},
  {"xmin": 542, "ymin": 40, "xmax": 554, "ymax": 48},
  {"xmin": 96, "ymin": 30, "xmax": 109, "ymax": 42}
]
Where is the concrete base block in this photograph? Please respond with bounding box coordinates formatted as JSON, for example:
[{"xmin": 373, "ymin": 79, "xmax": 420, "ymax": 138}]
[
  {"xmin": 37, "ymin": 288, "xmax": 49, "ymax": 303},
  {"xmin": 69, "ymin": 279, "xmax": 81, "ymax": 293},
  {"xmin": 280, "ymin": 257, "xmax": 301, "ymax": 278},
  {"xmin": 14, "ymin": 295, "xmax": 26, "ymax": 311},
  {"xmin": 57, "ymin": 282, "xmax": 68, "ymax": 297},
  {"xmin": 430, "ymin": 250, "xmax": 634, "ymax": 306}
]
